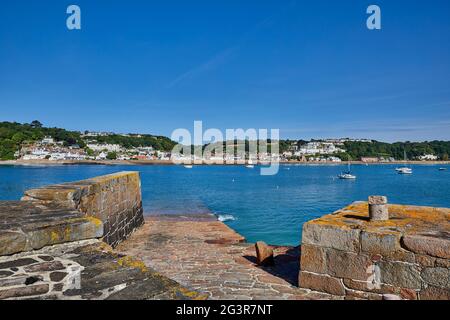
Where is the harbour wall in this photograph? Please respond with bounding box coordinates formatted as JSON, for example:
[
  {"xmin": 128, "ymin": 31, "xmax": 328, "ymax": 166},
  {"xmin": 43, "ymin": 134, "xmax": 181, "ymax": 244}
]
[
  {"xmin": 22, "ymin": 171, "xmax": 144, "ymax": 248},
  {"xmin": 298, "ymin": 201, "xmax": 450, "ymax": 300}
]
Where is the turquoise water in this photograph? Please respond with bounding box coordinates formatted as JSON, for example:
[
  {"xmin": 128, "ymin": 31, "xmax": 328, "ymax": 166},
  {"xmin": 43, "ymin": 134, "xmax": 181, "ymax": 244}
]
[{"xmin": 0, "ymin": 164, "xmax": 449, "ymax": 245}]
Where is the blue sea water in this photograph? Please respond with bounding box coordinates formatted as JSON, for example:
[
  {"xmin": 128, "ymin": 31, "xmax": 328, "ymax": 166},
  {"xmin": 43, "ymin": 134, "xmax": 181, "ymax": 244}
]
[{"xmin": 0, "ymin": 164, "xmax": 449, "ymax": 245}]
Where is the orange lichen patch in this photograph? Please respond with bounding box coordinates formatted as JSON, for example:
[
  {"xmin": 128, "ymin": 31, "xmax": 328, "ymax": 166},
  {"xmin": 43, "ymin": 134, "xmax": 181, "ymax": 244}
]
[
  {"xmin": 310, "ymin": 202, "xmax": 450, "ymax": 238},
  {"xmin": 178, "ymin": 287, "xmax": 209, "ymax": 300},
  {"xmin": 116, "ymin": 256, "xmax": 148, "ymax": 273},
  {"xmin": 50, "ymin": 230, "xmax": 60, "ymax": 242},
  {"xmin": 64, "ymin": 227, "xmax": 71, "ymax": 240},
  {"xmin": 85, "ymin": 216, "xmax": 103, "ymax": 228}
]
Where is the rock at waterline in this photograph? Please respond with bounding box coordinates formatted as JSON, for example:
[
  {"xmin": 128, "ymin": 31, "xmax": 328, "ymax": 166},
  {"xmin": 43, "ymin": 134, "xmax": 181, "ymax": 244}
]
[{"xmin": 255, "ymin": 241, "xmax": 274, "ymax": 266}]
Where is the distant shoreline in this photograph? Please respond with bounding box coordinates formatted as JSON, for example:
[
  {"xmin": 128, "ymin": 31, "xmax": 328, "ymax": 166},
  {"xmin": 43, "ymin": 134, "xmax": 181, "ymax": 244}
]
[{"xmin": 1, "ymin": 159, "xmax": 449, "ymax": 167}]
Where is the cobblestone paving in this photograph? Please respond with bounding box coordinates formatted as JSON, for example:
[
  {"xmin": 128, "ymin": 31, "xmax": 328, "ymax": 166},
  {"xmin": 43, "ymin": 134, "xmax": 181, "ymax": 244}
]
[
  {"xmin": 0, "ymin": 239, "xmax": 206, "ymax": 300},
  {"xmin": 117, "ymin": 215, "xmax": 339, "ymax": 300}
]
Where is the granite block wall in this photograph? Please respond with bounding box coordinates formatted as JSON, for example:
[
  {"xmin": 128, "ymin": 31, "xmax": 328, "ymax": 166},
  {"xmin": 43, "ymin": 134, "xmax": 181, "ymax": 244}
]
[
  {"xmin": 22, "ymin": 172, "xmax": 144, "ymax": 248},
  {"xmin": 298, "ymin": 202, "xmax": 450, "ymax": 300}
]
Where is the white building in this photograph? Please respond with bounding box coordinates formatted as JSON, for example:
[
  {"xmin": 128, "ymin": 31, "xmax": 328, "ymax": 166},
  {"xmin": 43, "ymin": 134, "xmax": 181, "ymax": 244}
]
[
  {"xmin": 96, "ymin": 152, "xmax": 108, "ymax": 160},
  {"xmin": 41, "ymin": 137, "xmax": 55, "ymax": 145},
  {"xmin": 22, "ymin": 148, "xmax": 49, "ymax": 160},
  {"xmin": 418, "ymin": 154, "xmax": 438, "ymax": 161},
  {"xmin": 87, "ymin": 144, "xmax": 123, "ymax": 152},
  {"xmin": 296, "ymin": 142, "xmax": 345, "ymax": 155}
]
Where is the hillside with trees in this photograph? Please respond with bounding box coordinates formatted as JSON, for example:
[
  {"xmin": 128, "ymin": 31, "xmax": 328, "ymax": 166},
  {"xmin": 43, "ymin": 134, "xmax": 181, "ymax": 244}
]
[
  {"xmin": 0, "ymin": 121, "xmax": 86, "ymax": 160},
  {"xmin": 83, "ymin": 134, "xmax": 176, "ymax": 152},
  {"xmin": 0, "ymin": 121, "xmax": 177, "ymax": 160},
  {"xmin": 342, "ymin": 141, "xmax": 450, "ymax": 161},
  {"xmin": 1, "ymin": 121, "xmax": 449, "ymax": 161}
]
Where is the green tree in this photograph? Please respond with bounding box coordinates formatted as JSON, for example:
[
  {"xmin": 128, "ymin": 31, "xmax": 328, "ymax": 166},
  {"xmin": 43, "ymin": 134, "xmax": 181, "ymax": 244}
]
[
  {"xmin": 106, "ymin": 151, "xmax": 117, "ymax": 160},
  {"xmin": 11, "ymin": 132, "xmax": 26, "ymax": 144},
  {"xmin": 86, "ymin": 148, "xmax": 94, "ymax": 156},
  {"xmin": 30, "ymin": 120, "xmax": 43, "ymax": 128}
]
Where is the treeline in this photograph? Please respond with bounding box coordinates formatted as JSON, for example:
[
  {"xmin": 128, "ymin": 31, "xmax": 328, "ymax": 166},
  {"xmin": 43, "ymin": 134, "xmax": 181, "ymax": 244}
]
[
  {"xmin": 0, "ymin": 121, "xmax": 177, "ymax": 160},
  {"xmin": 0, "ymin": 121, "xmax": 85, "ymax": 160},
  {"xmin": 342, "ymin": 141, "xmax": 450, "ymax": 161},
  {"xmin": 85, "ymin": 134, "xmax": 176, "ymax": 152}
]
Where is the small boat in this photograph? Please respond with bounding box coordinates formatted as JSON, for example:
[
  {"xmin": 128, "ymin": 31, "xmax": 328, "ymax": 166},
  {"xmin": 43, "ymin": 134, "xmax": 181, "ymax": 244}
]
[
  {"xmin": 246, "ymin": 160, "xmax": 254, "ymax": 169},
  {"xmin": 397, "ymin": 167, "xmax": 413, "ymax": 174},
  {"xmin": 439, "ymin": 167, "xmax": 447, "ymax": 171},
  {"xmin": 184, "ymin": 165, "xmax": 193, "ymax": 169},
  {"xmin": 338, "ymin": 172, "xmax": 357, "ymax": 180},
  {"xmin": 398, "ymin": 150, "xmax": 412, "ymax": 174},
  {"xmin": 338, "ymin": 162, "xmax": 356, "ymax": 179}
]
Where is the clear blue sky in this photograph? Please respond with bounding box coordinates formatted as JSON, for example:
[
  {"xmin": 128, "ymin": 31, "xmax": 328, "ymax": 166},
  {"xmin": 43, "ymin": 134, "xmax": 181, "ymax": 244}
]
[{"xmin": 1, "ymin": 0, "xmax": 449, "ymax": 142}]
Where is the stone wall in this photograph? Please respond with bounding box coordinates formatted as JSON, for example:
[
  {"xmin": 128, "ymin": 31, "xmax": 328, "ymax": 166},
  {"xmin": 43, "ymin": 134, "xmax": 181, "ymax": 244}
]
[
  {"xmin": 298, "ymin": 201, "xmax": 450, "ymax": 300},
  {"xmin": 22, "ymin": 172, "xmax": 144, "ymax": 248}
]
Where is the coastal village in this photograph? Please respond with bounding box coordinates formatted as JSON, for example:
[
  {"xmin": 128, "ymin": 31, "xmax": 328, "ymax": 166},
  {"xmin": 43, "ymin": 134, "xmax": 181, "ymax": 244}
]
[
  {"xmin": 19, "ymin": 133, "xmax": 166, "ymax": 162},
  {"xmin": 15, "ymin": 132, "xmax": 440, "ymax": 163}
]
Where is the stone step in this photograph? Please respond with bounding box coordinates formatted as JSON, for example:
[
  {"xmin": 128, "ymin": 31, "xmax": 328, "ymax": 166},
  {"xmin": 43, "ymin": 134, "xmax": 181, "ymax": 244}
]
[{"xmin": 0, "ymin": 201, "xmax": 103, "ymax": 256}]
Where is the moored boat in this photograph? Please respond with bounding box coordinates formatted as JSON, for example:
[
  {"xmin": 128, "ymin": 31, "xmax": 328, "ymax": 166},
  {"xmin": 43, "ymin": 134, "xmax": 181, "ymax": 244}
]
[
  {"xmin": 398, "ymin": 150, "xmax": 413, "ymax": 174},
  {"xmin": 398, "ymin": 167, "xmax": 413, "ymax": 174},
  {"xmin": 338, "ymin": 162, "xmax": 356, "ymax": 179}
]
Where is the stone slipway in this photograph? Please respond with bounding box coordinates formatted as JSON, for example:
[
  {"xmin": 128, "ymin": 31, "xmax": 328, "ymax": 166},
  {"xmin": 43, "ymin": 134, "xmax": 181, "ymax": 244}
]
[{"xmin": 116, "ymin": 214, "xmax": 338, "ymax": 300}]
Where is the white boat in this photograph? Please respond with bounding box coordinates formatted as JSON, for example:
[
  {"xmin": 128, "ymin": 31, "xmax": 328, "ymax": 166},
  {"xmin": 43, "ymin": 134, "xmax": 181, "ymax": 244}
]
[
  {"xmin": 246, "ymin": 160, "xmax": 254, "ymax": 169},
  {"xmin": 338, "ymin": 162, "xmax": 356, "ymax": 179},
  {"xmin": 398, "ymin": 151, "xmax": 412, "ymax": 174},
  {"xmin": 397, "ymin": 167, "xmax": 412, "ymax": 174},
  {"xmin": 338, "ymin": 173, "xmax": 357, "ymax": 180},
  {"xmin": 439, "ymin": 167, "xmax": 447, "ymax": 171},
  {"xmin": 184, "ymin": 165, "xmax": 193, "ymax": 169}
]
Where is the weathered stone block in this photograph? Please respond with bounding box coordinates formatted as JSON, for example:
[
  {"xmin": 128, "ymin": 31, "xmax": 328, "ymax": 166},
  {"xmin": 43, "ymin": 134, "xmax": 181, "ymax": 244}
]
[
  {"xmin": 360, "ymin": 230, "xmax": 401, "ymax": 256},
  {"xmin": 342, "ymin": 278, "xmax": 396, "ymax": 294},
  {"xmin": 299, "ymin": 271, "xmax": 345, "ymax": 296},
  {"xmin": 415, "ymin": 254, "xmax": 436, "ymax": 267},
  {"xmin": 0, "ymin": 231, "xmax": 27, "ymax": 256},
  {"xmin": 24, "ymin": 261, "xmax": 64, "ymax": 273},
  {"xmin": 325, "ymin": 249, "xmax": 371, "ymax": 281},
  {"xmin": 0, "ymin": 284, "xmax": 49, "ymax": 299},
  {"xmin": 300, "ymin": 244, "xmax": 327, "ymax": 274},
  {"xmin": 435, "ymin": 258, "xmax": 450, "ymax": 268},
  {"xmin": 0, "ymin": 258, "xmax": 38, "ymax": 269},
  {"xmin": 378, "ymin": 261, "xmax": 422, "ymax": 289},
  {"xmin": 421, "ymin": 267, "xmax": 450, "ymax": 289},
  {"xmin": 400, "ymin": 288, "xmax": 418, "ymax": 300},
  {"xmin": 20, "ymin": 172, "xmax": 144, "ymax": 248},
  {"xmin": 402, "ymin": 234, "xmax": 450, "ymax": 259},
  {"xmin": 302, "ymin": 222, "xmax": 360, "ymax": 252},
  {"xmin": 255, "ymin": 242, "xmax": 274, "ymax": 266},
  {"xmin": 420, "ymin": 285, "xmax": 450, "ymax": 300},
  {"xmin": 345, "ymin": 289, "xmax": 382, "ymax": 300}
]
